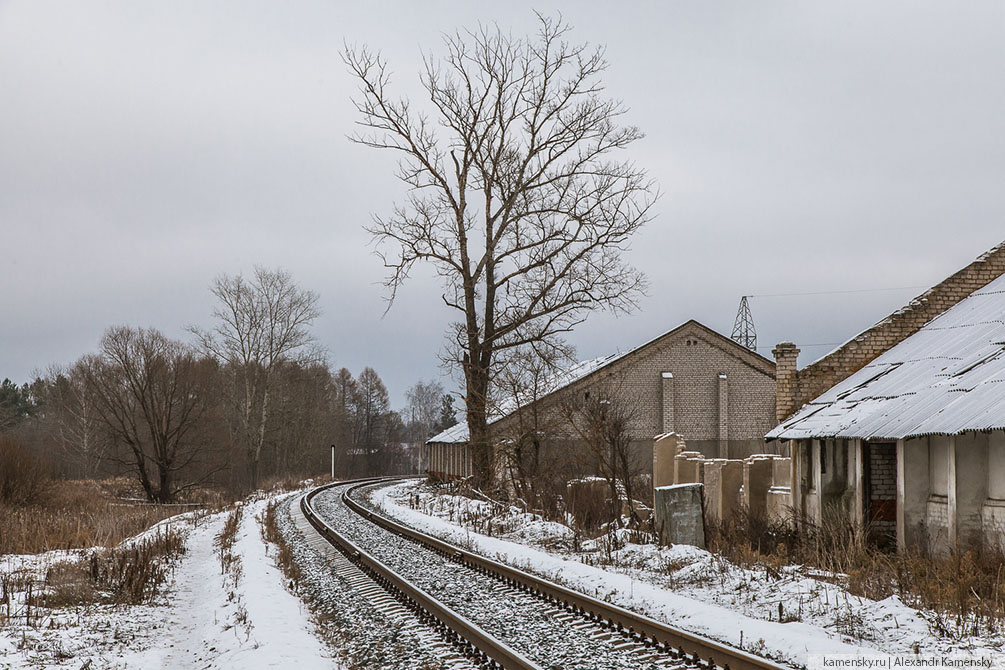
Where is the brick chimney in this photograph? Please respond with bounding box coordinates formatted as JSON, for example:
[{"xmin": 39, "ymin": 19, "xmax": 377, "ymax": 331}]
[{"xmin": 772, "ymin": 342, "xmax": 800, "ymax": 422}]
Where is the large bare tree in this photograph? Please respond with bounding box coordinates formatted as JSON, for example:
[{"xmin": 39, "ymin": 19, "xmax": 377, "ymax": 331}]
[
  {"xmin": 191, "ymin": 266, "xmax": 322, "ymax": 490},
  {"xmin": 345, "ymin": 15, "xmax": 656, "ymax": 487},
  {"xmin": 83, "ymin": 327, "xmax": 215, "ymax": 503}
]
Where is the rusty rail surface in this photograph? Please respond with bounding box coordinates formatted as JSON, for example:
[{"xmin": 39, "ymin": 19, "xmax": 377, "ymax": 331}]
[
  {"xmin": 300, "ymin": 479, "xmax": 544, "ymax": 670},
  {"xmin": 340, "ymin": 479, "xmax": 792, "ymax": 670}
]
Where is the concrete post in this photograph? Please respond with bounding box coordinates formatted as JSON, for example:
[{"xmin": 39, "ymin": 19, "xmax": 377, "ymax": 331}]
[
  {"xmin": 853, "ymin": 439, "xmax": 864, "ymax": 527},
  {"xmin": 654, "ymin": 484, "xmax": 705, "ymax": 548},
  {"xmin": 948, "ymin": 435, "xmax": 958, "ymax": 548},
  {"xmin": 898, "ymin": 437, "xmax": 930, "ymax": 552},
  {"xmin": 772, "ymin": 342, "xmax": 801, "ymax": 422},
  {"xmin": 767, "ymin": 456, "xmax": 792, "ymax": 523},
  {"xmin": 717, "ymin": 373, "xmax": 729, "ymax": 458},
  {"xmin": 791, "ymin": 442, "xmax": 802, "ymax": 524},
  {"xmin": 896, "ymin": 439, "xmax": 906, "ymax": 553},
  {"xmin": 661, "ymin": 372, "xmax": 675, "ymax": 433},
  {"xmin": 743, "ymin": 456, "xmax": 774, "ymax": 519},
  {"xmin": 653, "ymin": 433, "xmax": 681, "ymax": 489}
]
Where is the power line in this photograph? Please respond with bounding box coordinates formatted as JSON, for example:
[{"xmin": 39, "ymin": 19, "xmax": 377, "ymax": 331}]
[
  {"xmin": 755, "ymin": 342, "xmax": 842, "ymax": 350},
  {"xmin": 747, "ymin": 286, "xmax": 927, "ymax": 299}
]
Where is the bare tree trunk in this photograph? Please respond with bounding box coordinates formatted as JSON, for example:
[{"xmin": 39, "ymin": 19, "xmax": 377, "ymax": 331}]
[{"xmin": 250, "ymin": 381, "xmax": 270, "ymax": 489}]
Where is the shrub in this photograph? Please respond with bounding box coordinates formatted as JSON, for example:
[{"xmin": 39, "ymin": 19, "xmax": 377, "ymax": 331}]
[
  {"xmin": 0, "ymin": 434, "xmax": 50, "ymax": 506},
  {"xmin": 706, "ymin": 505, "xmax": 1005, "ymax": 637},
  {"xmin": 42, "ymin": 528, "xmax": 187, "ymax": 608}
]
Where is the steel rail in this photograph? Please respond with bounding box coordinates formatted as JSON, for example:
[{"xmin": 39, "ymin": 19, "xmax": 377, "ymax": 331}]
[
  {"xmin": 342, "ymin": 480, "xmax": 792, "ymax": 670},
  {"xmin": 301, "ymin": 480, "xmax": 544, "ymax": 670}
]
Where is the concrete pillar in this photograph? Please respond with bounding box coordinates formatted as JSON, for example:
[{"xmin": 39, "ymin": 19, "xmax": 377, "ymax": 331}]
[
  {"xmin": 898, "ymin": 437, "xmax": 930, "ymax": 552},
  {"xmin": 743, "ymin": 456, "xmax": 774, "ymax": 519},
  {"xmin": 661, "ymin": 372, "xmax": 675, "ymax": 433},
  {"xmin": 675, "ymin": 452, "xmax": 704, "ymax": 484},
  {"xmin": 653, "ymin": 433, "xmax": 683, "ymax": 489},
  {"xmin": 721, "ymin": 460, "xmax": 744, "ymax": 522},
  {"xmin": 791, "ymin": 442, "xmax": 802, "ymax": 522},
  {"xmin": 766, "ymin": 456, "xmax": 792, "ymax": 523},
  {"xmin": 948, "ymin": 435, "xmax": 957, "ymax": 548},
  {"xmin": 717, "ymin": 373, "xmax": 729, "ymax": 458},
  {"xmin": 853, "ymin": 439, "xmax": 864, "ymax": 527},
  {"xmin": 955, "ymin": 432, "xmax": 989, "ymax": 546},
  {"xmin": 654, "ymin": 484, "xmax": 705, "ymax": 548},
  {"xmin": 896, "ymin": 439, "xmax": 907, "ymax": 552},
  {"xmin": 772, "ymin": 342, "xmax": 801, "ymax": 422}
]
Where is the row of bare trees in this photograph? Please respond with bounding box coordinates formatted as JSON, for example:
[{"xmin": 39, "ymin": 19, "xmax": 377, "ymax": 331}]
[{"xmin": 3, "ymin": 268, "xmax": 453, "ymax": 502}]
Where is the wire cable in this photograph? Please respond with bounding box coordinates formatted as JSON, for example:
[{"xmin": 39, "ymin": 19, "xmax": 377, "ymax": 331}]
[{"xmin": 747, "ymin": 286, "xmax": 927, "ymax": 299}]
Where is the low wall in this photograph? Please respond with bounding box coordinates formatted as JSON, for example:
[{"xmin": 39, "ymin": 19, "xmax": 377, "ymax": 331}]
[{"xmin": 658, "ymin": 435, "xmax": 791, "ymax": 524}]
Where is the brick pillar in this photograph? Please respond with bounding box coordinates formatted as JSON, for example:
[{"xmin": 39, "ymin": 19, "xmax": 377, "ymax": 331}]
[
  {"xmin": 772, "ymin": 342, "xmax": 801, "ymax": 422},
  {"xmin": 661, "ymin": 372, "xmax": 674, "ymax": 433},
  {"xmin": 717, "ymin": 373, "xmax": 728, "ymax": 458}
]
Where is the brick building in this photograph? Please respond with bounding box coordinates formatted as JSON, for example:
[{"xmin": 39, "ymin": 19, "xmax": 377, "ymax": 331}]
[
  {"xmin": 426, "ymin": 320, "xmax": 778, "ymax": 482},
  {"xmin": 767, "ymin": 240, "xmax": 1005, "ymax": 552}
]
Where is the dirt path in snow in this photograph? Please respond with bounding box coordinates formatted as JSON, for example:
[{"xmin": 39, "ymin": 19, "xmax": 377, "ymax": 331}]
[{"xmin": 132, "ymin": 498, "xmax": 336, "ymax": 669}]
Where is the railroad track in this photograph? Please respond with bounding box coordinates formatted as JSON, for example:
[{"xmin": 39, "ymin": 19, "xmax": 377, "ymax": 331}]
[{"xmin": 300, "ymin": 479, "xmax": 790, "ymax": 670}]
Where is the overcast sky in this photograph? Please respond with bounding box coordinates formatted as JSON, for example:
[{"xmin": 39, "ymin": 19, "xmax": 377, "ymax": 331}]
[{"xmin": 2, "ymin": 1, "xmax": 1003, "ymax": 406}]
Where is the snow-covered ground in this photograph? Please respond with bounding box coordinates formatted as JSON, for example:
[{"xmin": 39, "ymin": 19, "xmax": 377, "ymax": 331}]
[
  {"xmin": 368, "ymin": 480, "xmax": 1005, "ymax": 669},
  {"xmin": 0, "ymin": 495, "xmax": 337, "ymax": 669}
]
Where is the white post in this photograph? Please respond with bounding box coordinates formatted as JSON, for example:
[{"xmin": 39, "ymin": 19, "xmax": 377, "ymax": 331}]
[
  {"xmin": 896, "ymin": 438, "xmax": 906, "ymax": 553},
  {"xmin": 330, "ymin": 444, "xmax": 335, "ymax": 481},
  {"xmin": 948, "ymin": 435, "xmax": 958, "ymax": 548},
  {"xmin": 853, "ymin": 439, "xmax": 865, "ymax": 527}
]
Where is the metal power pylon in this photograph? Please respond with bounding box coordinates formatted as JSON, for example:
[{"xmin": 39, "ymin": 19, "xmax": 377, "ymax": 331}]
[{"xmin": 731, "ymin": 296, "xmax": 757, "ymax": 351}]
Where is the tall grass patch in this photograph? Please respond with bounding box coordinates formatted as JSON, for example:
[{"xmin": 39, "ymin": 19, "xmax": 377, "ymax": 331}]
[{"xmin": 706, "ymin": 506, "xmax": 1005, "ymax": 638}]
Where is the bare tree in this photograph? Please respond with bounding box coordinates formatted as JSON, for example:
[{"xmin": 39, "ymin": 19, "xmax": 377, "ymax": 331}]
[
  {"xmin": 561, "ymin": 381, "xmax": 646, "ymax": 528},
  {"xmin": 493, "ymin": 342, "xmax": 575, "ymax": 514},
  {"xmin": 405, "ymin": 379, "xmax": 444, "ymax": 440},
  {"xmin": 356, "ymin": 366, "xmax": 391, "ymax": 476},
  {"xmin": 34, "ymin": 363, "xmax": 109, "ymax": 478},
  {"xmin": 83, "ymin": 327, "xmax": 216, "ymax": 503},
  {"xmin": 191, "ymin": 266, "xmax": 322, "ymax": 490},
  {"xmin": 345, "ymin": 15, "xmax": 656, "ymax": 487}
]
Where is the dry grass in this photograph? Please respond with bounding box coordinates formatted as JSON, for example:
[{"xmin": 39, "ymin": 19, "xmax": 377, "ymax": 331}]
[
  {"xmin": 215, "ymin": 506, "xmax": 243, "ymax": 574},
  {"xmin": 0, "ymin": 478, "xmax": 215, "ymax": 555},
  {"xmin": 214, "ymin": 506, "xmax": 249, "ymax": 632},
  {"xmin": 0, "ymin": 435, "xmax": 50, "ymax": 506},
  {"xmin": 706, "ymin": 506, "xmax": 1005, "ymax": 638},
  {"xmin": 1, "ymin": 528, "xmax": 187, "ymax": 627},
  {"xmin": 260, "ymin": 498, "xmax": 302, "ymax": 584},
  {"xmin": 45, "ymin": 528, "xmax": 186, "ymax": 607}
]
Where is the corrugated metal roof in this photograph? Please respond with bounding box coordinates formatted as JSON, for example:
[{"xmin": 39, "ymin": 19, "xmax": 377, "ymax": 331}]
[{"xmin": 767, "ymin": 275, "xmax": 1005, "ymax": 441}]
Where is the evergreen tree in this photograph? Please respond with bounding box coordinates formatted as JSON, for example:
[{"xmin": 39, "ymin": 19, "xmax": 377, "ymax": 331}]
[{"xmin": 433, "ymin": 394, "xmax": 458, "ymax": 434}]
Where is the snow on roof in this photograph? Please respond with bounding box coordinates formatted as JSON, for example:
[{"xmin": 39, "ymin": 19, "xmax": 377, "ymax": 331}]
[
  {"xmin": 426, "ymin": 354, "xmax": 622, "ymax": 444},
  {"xmin": 426, "ymin": 420, "xmax": 470, "ymax": 444},
  {"xmin": 768, "ymin": 273, "xmax": 1005, "ymax": 441},
  {"xmin": 427, "ymin": 319, "xmax": 773, "ymax": 446}
]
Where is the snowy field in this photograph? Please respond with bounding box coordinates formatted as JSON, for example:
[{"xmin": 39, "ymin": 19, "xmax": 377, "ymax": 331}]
[
  {"xmin": 368, "ymin": 480, "xmax": 1005, "ymax": 668},
  {"xmin": 0, "ymin": 494, "xmax": 336, "ymax": 670}
]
